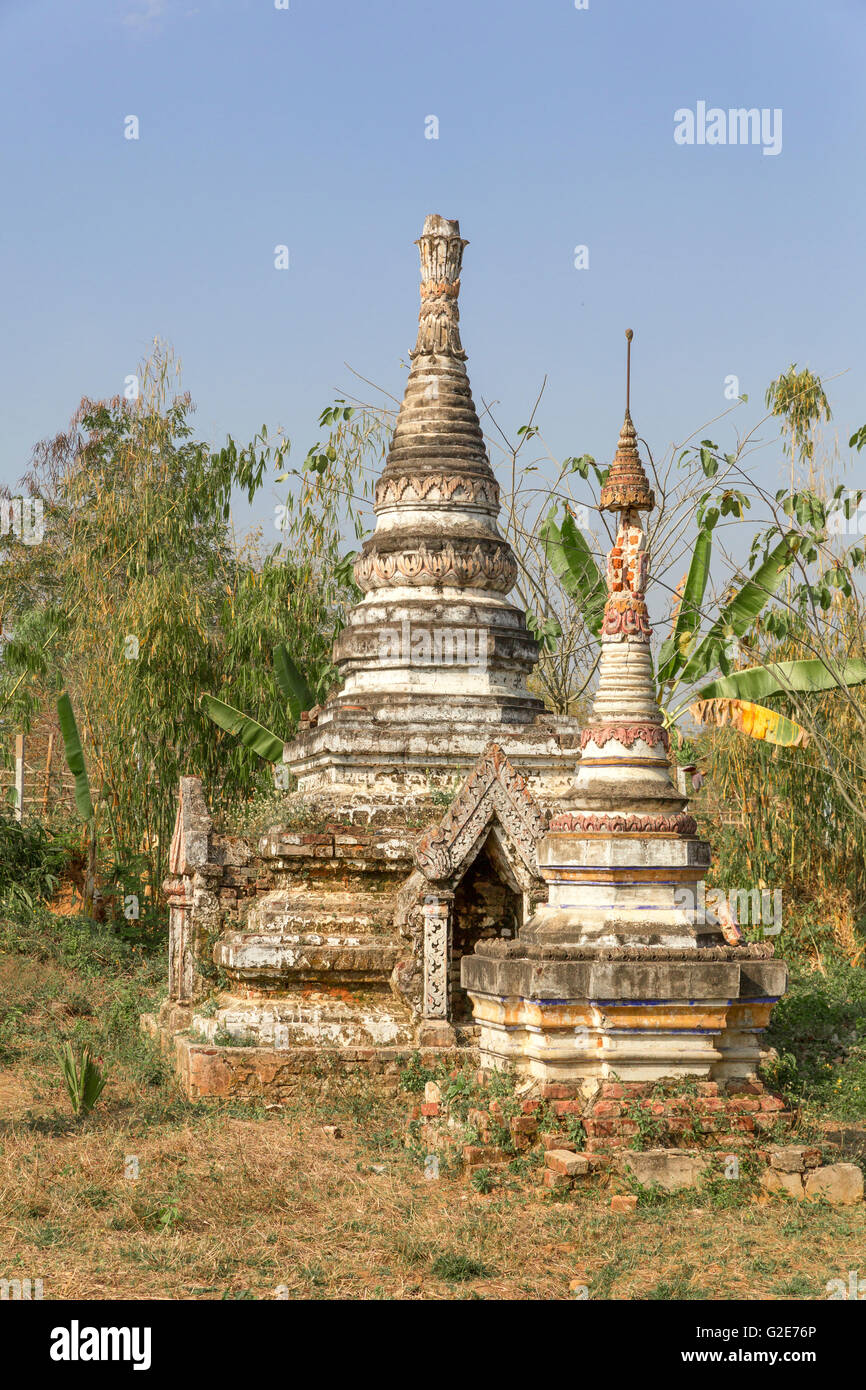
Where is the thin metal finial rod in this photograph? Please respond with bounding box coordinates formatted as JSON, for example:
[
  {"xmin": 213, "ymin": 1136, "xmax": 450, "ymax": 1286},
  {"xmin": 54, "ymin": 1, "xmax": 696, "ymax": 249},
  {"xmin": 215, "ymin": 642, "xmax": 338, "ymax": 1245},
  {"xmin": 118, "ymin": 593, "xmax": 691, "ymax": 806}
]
[{"xmin": 625, "ymin": 328, "xmax": 634, "ymax": 413}]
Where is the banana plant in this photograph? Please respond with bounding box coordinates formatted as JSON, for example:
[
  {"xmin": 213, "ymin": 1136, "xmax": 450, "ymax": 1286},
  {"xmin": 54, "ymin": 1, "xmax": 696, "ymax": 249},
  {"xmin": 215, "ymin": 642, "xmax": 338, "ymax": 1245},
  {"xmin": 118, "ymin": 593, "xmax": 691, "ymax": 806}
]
[
  {"xmin": 539, "ymin": 506, "xmax": 608, "ymax": 638},
  {"xmin": 543, "ymin": 504, "xmax": 866, "ymax": 748},
  {"xmin": 57, "ymin": 692, "xmax": 99, "ymax": 911},
  {"xmin": 200, "ymin": 645, "xmax": 316, "ymax": 763}
]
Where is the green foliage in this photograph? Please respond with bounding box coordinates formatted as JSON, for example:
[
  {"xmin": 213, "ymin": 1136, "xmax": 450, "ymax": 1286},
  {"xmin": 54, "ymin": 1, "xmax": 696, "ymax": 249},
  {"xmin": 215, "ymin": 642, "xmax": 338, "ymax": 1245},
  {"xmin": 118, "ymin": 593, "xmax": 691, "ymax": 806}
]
[
  {"xmin": 56, "ymin": 1040, "xmax": 108, "ymax": 1116},
  {"xmin": 0, "ymin": 347, "xmax": 363, "ymax": 902},
  {"xmin": 398, "ymin": 1052, "xmax": 441, "ymax": 1095},
  {"xmin": 56, "ymin": 693, "xmax": 93, "ymax": 822},
  {"xmin": 765, "ymin": 963, "xmax": 866, "ymax": 1121},
  {"xmin": 469, "ymin": 1168, "xmax": 496, "ymax": 1195},
  {"xmin": 765, "ymin": 364, "xmax": 831, "ymax": 467},
  {"xmin": 0, "ymin": 814, "xmax": 72, "ymax": 905},
  {"xmin": 199, "ymin": 695, "xmax": 284, "ymax": 763},
  {"xmin": 539, "ymin": 508, "xmax": 607, "ymax": 637},
  {"xmin": 273, "ymin": 644, "xmax": 316, "ymax": 720},
  {"xmin": 431, "ymin": 1251, "xmax": 492, "ymax": 1282}
]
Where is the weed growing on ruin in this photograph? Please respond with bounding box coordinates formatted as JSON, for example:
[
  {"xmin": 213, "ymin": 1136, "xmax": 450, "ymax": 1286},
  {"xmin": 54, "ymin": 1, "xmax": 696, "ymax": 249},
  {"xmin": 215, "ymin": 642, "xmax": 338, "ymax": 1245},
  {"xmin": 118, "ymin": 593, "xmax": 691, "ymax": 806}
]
[
  {"xmin": 470, "ymin": 1167, "xmax": 496, "ymax": 1194},
  {"xmin": 623, "ymin": 1097, "xmax": 667, "ymax": 1151}
]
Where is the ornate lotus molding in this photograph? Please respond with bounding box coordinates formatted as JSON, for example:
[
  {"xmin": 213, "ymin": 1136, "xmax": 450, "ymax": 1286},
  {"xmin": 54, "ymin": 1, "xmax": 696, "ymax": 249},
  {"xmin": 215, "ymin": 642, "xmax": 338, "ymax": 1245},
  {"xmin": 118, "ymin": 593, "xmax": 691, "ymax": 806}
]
[
  {"xmin": 375, "ymin": 472, "xmax": 500, "ymax": 510},
  {"xmin": 580, "ymin": 723, "xmax": 669, "ymax": 751},
  {"xmin": 548, "ymin": 811, "xmax": 698, "ymax": 836},
  {"xmin": 354, "ymin": 540, "xmax": 517, "ymax": 593},
  {"xmin": 602, "ymin": 591, "xmax": 653, "ymax": 639}
]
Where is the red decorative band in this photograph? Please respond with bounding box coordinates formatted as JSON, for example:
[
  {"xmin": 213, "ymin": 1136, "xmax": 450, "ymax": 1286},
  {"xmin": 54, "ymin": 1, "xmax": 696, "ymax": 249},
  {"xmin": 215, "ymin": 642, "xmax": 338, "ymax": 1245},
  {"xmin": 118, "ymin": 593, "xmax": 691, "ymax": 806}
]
[
  {"xmin": 602, "ymin": 593, "xmax": 653, "ymax": 638},
  {"xmin": 548, "ymin": 812, "xmax": 698, "ymax": 836},
  {"xmin": 580, "ymin": 724, "xmax": 669, "ymax": 751}
]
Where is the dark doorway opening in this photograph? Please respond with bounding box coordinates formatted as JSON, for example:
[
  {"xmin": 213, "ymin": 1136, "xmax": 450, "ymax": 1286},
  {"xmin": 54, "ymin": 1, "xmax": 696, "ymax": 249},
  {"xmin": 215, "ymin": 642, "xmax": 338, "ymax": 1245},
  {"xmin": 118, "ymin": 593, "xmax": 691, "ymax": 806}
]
[{"xmin": 450, "ymin": 840, "xmax": 522, "ymax": 1023}]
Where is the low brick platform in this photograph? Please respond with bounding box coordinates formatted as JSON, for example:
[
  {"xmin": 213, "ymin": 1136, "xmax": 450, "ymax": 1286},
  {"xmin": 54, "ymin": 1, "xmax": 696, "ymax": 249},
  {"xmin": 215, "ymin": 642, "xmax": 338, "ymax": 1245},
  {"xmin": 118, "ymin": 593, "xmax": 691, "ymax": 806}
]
[
  {"xmin": 578, "ymin": 1078, "xmax": 790, "ymax": 1150},
  {"xmin": 418, "ymin": 1076, "xmax": 792, "ymax": 1154},
  {"xmin": 405, "ymin": 1072, "xmax": 799, "ymax": 1181},
  {"xmin": 144, "ymin": 1011, "xmax": 474, "ymax": 1101}
]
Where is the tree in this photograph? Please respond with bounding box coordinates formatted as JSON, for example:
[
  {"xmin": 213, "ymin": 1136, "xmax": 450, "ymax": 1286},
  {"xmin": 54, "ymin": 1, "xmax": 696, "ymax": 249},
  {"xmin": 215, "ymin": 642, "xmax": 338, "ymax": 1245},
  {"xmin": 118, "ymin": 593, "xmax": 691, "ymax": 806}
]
[
  {"xmin": 765, "ymin": 364, "xmax": 832, "ymax": 487},
  {"xmin": 0, "ymin": 343, "xmax": 356, "ymax": 905}
]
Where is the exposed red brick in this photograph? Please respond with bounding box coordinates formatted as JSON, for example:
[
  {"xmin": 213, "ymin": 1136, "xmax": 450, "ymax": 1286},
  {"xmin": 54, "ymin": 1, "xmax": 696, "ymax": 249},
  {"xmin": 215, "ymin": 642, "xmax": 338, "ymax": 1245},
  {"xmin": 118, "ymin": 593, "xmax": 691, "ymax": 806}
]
[
  {"xmin": 543, "ymin": 1134, "xmax": 579, "ymax": 1152},
  {"xmin": 552, "ymin": 1100, "xmax": 583, "ymax": 1116},
  {"xmin": 759, "ymin": 1096, "xmax": 784, "ymax": 1112},
  {"xmin": 592, "ymin": 1100, "xmax": 622, "ymax": 1118}
]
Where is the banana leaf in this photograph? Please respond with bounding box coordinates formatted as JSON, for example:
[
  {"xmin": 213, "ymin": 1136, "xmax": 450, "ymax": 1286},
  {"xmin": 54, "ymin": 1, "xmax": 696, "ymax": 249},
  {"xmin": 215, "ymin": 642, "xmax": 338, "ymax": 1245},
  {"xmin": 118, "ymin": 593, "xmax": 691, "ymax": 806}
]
[
  {"xmin": 680, "ymin": 534, "xmax": 797, "ymax": 684},
  {"xmin": 540, "ymin": 508, "xmax": 607, "ymax": 638},
  {"xmin": 273, "ymin": 644, "xmax": 315, "ymax": 721},
  {"xmin": 689, "ymin": 697, "xmax": 809, "ymax": 747},
  {"xmin": 200, "ymin": 694, "xmax": 284, "ymax": 762},
  {"xmin": 695, "ymin": 658, "xmax": 866, "ymax": 703},
  {"xmin": 57, "ymin": 692, "xmax": 94, "ymax": 822},
  {"xmin": 657, "ymin": 525, "xmax": 712, "ymax": 684}
]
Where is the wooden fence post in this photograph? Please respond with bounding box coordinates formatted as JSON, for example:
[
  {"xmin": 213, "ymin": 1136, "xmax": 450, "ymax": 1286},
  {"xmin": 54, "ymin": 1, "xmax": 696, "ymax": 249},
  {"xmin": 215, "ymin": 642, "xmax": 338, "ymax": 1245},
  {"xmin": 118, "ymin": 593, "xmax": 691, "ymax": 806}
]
[{"xmin": 14, "ymin": 733, "xmax": 24, "ymax": 822}]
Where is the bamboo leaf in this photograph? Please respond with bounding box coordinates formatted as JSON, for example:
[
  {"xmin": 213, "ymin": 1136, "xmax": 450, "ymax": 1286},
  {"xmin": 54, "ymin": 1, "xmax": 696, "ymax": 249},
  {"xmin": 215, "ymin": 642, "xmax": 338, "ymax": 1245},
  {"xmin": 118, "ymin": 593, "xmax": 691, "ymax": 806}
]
[{"xmin": 200, "ymin": 694, "xmax": 284, "ymax": 762}]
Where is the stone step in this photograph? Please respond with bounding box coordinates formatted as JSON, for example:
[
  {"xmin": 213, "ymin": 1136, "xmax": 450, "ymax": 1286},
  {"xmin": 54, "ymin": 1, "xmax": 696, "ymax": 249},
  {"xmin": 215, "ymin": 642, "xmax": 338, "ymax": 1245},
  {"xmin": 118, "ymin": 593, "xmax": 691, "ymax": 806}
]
[
  {"xmin": 191, "ymin": 995, "xmax": 414, "ymax": 1049},
  {"xmin": 215, "ymin": 930, "xmax": 400, "ymax": 985},
  {"xmin": 244, "ymin": 888, "xmax": 395, "ymax": 936}
]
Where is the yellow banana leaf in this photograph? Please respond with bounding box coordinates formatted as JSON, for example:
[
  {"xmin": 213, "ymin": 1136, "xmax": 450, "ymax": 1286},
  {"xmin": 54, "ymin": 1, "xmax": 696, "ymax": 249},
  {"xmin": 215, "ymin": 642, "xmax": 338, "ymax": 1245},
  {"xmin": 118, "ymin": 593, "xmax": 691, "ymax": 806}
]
[{"xmin": 689, "ymin": 697, "xmax": 810, "ymax": 747}]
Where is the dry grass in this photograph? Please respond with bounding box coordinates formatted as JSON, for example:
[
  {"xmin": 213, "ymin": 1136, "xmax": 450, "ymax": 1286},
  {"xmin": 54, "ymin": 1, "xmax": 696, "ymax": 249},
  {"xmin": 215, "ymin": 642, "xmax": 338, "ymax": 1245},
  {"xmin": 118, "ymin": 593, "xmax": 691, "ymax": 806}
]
[
  {"xmin": 1, "ymin": 912, "xmax": 864, "ymax": 1302},
  {"xmin": 2, "ymin": 1068, "xmax": 864, "ymax": 1301}
]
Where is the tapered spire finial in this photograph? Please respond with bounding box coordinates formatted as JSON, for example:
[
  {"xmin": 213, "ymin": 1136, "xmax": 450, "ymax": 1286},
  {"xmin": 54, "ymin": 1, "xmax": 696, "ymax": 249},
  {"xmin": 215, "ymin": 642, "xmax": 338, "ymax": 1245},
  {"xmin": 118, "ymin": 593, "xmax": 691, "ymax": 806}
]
[
  {"xmin": 599, "ymin": 330, "xmax": 655, "ymax": 514},
  {"xmin": 625, "ymin": 328, "xmax": 633, "ymax": 412}
]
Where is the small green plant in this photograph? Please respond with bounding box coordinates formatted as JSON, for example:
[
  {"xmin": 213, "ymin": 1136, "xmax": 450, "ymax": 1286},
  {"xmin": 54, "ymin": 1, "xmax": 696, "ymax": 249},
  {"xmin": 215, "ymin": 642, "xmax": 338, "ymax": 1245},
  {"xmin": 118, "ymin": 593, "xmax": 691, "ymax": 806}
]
[
  {"xmin": 563, "ymin": 1115, "xmax": 587, "ymax": 1149},
  {"xmin": 399, "ymin": 1051, "xmax": 443, "ymax": 1094},
  {"xmin": 470, "ymin": 1167, "xmax": 496, "ymax": 1194},
  {"xmin": 431, "ymin": 1251, "xmax": 492, "ymax": 1282},
  {"xmin": 213, "ymin": 1026, "xmax": 258, "ymax": 1047},
  {"xmin": 56, "ymin": 1041, "xmax": 108, "ymax": 1116},
  {"xmin": 646, "ymin": 1264, "xmax": 706, "ymax": 1300},
  {"xmin": 623, "ymin": 1097, "xmax": 667, "ymax": 1151}
]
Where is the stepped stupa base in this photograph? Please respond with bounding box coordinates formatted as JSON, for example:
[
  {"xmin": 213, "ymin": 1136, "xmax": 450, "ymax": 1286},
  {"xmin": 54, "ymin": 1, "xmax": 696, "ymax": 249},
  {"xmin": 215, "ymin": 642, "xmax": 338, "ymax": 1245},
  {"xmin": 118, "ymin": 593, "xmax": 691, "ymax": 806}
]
[
  {"xmin": 145, "ymin": 1004, "xmax": 474, "ymax": 1102},
  {"xmin": 462, "ymin": 941, "xmax": 787, "ymax": 1086},
  {"xmin": 284, "ymin": 701, "xmax": 579, "ymax": 797}
]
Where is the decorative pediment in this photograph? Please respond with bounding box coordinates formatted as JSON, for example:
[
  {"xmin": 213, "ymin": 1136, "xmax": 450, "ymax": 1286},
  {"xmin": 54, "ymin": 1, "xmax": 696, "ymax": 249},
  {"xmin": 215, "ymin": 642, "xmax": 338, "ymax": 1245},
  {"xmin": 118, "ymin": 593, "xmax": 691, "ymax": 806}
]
[{"xmin": 414, "ymin": 742, "xmax": 547, "ymax": 888}]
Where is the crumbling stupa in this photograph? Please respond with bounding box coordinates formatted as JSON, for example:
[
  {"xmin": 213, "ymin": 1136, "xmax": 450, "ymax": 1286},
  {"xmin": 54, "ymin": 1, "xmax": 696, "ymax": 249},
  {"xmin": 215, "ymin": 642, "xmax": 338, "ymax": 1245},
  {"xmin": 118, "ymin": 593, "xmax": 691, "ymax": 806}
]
[
  {"xmin": 462, "ymin": 333, "xmax": 787, "ymax": 1085},
  {"xmin": 285, "ymin": 213, "xmax": 577, "ymax": 796},
  {"xmin": 152, "ymin": 216, "xmax": 578, "ymax": 1098}
]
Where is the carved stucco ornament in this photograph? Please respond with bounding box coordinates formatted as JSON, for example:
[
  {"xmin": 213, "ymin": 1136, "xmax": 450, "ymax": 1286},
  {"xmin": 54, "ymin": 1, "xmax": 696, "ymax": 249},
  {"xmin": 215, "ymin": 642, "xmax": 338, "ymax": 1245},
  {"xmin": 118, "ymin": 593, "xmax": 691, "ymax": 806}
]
[
  {"xmin": 414, "ymin": 741, "xmax": 548, "ymax": 886},
  {"xmin": 580, "ymin": 723, "xmax": 669, "ymax": 751}
]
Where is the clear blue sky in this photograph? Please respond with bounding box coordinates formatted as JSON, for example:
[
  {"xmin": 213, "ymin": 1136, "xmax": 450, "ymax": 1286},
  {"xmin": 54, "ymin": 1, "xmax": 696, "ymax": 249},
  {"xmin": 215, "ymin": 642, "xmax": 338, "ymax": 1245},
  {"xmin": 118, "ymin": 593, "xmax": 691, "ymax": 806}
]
[{"xmin": 1, "ymin": 0, "xmax": 863, "ymax": 540}]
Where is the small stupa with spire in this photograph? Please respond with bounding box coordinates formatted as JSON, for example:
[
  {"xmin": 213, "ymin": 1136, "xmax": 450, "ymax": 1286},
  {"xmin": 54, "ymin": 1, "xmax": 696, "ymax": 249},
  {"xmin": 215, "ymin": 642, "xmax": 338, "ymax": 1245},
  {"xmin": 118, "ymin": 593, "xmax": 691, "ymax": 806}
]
[
  {"xmin": 462, "ymin": 333, "xmax": 787, "ymax": 1084},
  {"xmin": 285, "ymin": 214, "xmax": 578, "ymax": 796}
]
